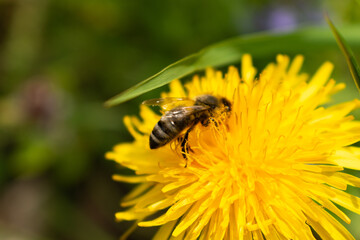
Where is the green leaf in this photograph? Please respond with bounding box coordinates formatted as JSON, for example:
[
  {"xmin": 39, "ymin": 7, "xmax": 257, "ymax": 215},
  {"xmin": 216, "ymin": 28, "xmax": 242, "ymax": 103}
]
[
  {"xmin": 325, "ymin": 15, "xmax": 360, "ymax": 94},
  {"xmin": 105, "ymin": 25, "xmax": 360, "ymax": 107}
]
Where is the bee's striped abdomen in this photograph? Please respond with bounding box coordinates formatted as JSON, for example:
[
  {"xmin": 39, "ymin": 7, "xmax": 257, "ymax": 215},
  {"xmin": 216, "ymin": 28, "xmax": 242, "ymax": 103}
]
[
  {"xmin": 150, "ymin": 121, "xmax": 169, "ymax": 149},
  {"xmin": 149, "ymin": 108, "xmax": 192, "ymax": 149}
]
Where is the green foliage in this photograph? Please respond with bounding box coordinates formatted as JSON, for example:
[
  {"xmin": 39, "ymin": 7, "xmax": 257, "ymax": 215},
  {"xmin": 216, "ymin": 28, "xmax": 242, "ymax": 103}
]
[
  {"xmin": 326, "ymin": 15, "xmax": 360, "ymax": 94},
  {"xmin": 106, "ymin": 25, "xmax": 360, "ymax": 106}
]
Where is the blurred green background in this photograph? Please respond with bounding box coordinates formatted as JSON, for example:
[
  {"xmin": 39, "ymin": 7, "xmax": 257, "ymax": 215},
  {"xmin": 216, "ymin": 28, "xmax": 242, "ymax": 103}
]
[{"xmin": 0, "ymin": 0, "xmax": 359, "ymax": 239}]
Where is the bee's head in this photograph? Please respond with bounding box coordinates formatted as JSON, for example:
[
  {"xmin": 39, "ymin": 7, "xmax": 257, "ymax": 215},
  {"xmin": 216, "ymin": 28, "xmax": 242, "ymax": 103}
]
[
  {"xmin": 195, "ymin": 95, "xmax": 232, "ymax": 113},
  {"xmin": 194, "ymin": 95, "xmax": 219, "ymax": 109}
]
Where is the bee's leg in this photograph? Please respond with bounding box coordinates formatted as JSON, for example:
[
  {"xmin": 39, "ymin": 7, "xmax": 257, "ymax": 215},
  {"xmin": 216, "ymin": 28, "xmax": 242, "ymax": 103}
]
[
  {"xmin": 181, "ymin": 121, "xmax": 198, "ymax": 167},
  {"xmin": 181, "ymin": 129, "xmax": 191, "ymax": 167},
  {"xmin": 181, "ymin": 131, "xmax": 189, "ymax": 158}
]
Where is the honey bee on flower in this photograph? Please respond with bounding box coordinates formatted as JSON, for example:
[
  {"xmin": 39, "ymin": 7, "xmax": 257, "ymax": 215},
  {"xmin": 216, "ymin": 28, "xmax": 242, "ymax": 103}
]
[
  {"xmin": 142, "ymin": 94, "xmax": 231, "ymax": 166},
  {"xmin": 107, "ymin": 54, "xmax": 360, "ymax": 240}
]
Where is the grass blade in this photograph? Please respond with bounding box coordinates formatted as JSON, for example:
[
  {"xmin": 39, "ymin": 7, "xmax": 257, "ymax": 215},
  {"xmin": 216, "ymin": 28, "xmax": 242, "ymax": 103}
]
[
  {"xmin": 105, "ymin": 25, "xmax": 360, "ymax": 107},
  {"xmin": 325, "ymin": 14, "xmax": 360, "ymax": 93}
]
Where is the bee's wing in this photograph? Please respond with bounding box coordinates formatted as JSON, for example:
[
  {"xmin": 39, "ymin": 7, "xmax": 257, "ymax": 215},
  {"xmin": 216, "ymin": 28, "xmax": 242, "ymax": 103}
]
[
  {"xmin": 162, "ymin": 105, "xmax": 210, "ymax": 119},
  {"xmin": 142, "ymin": 97, "xmax": 194, "ymax": 111}
]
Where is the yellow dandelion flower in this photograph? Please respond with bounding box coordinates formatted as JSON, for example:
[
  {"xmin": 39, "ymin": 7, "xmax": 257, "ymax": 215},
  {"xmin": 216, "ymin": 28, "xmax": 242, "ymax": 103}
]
[{"xmin": 106, "ymin": 54, "xmax": 360, "ymax": 240}]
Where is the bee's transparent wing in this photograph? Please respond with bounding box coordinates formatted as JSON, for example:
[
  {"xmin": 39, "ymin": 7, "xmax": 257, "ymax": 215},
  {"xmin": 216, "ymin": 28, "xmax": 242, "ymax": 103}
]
[
  {"xmin": 142, "ymin": 97, "xmax": 194, "ymax": 111},
  {"xmin": 142, "ymin": 97, "xmax": 193, "ymax": 106},
  {"xmin": 161, "ymin": 105, "xmax": 210, "ymax": 119}
]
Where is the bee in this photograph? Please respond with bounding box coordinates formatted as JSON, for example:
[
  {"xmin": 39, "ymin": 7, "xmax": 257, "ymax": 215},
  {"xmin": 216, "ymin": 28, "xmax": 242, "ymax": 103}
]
[{"xmin": 142, "ymin": 94, "xmax": 231, "ymax": 166}]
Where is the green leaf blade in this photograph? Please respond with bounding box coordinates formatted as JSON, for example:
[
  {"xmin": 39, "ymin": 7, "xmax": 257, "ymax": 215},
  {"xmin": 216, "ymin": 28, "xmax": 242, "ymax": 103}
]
[
  {"xmin": 325, "ymin": 15, "xmax": 360, "ymax": 93},
  {"xmin": 105, "ymin": 25, "xmax": 360, "ymax": 107}
]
